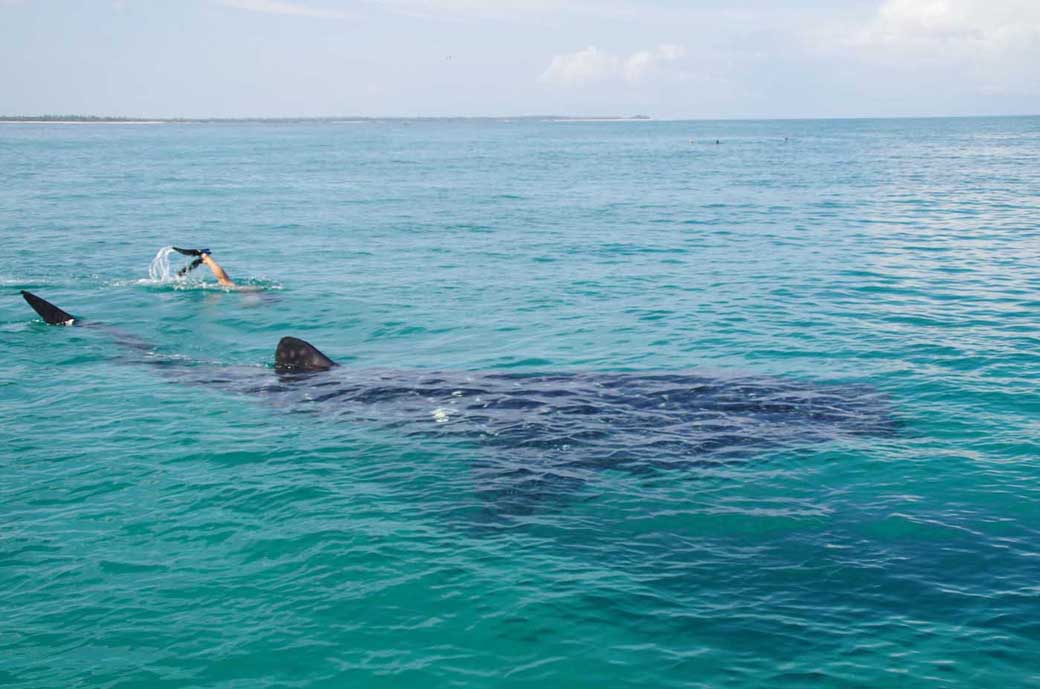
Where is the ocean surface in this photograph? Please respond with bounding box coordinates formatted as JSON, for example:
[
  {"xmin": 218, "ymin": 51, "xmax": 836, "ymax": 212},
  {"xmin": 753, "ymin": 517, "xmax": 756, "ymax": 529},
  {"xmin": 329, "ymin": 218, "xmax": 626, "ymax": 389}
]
[{"xmin": 1, "ymin": 116, "xmax": 1038, "ymax": 688}]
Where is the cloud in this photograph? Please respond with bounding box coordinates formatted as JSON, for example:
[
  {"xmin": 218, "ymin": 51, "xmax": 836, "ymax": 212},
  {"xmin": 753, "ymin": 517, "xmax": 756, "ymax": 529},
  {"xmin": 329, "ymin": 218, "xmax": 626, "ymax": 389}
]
[
  {"xmin": 622, "ymin": 44, "xmax": 685, "ymax": 82},
  {"xmin": 381, "ymin": 0, "xmax": 565, "ymax": 10},
  {"xmin": 852, "ymin": 0, "xmax": 1040, "ymax": 52},
  {"xmin": 837, "ymin": 0, "xmax": 1040, "ymax": 95},
  {"xmin": 215, "ymin": 0, "xmax": 350, "ymax": 20},
  {"xmin": 540, "ymin": 44, "xmax": 686, "ymax": 86},
  {"xmin": 539, "ymin": 47, "xmax": 618, "ymax": 85},
  {"xmin": 855, "ymin": 0, "xmax": 980, "ymax": 46},
  {"xmin": 362, "ymin": 0, "xmax": 633, "ymax": 20}
]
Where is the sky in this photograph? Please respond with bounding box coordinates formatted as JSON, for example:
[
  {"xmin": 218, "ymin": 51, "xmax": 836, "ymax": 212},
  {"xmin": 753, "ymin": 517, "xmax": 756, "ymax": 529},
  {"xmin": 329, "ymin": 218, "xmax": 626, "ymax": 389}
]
[{"xmin": 0, "ymin": 0, "xmax": 1037, "ymax": 119}]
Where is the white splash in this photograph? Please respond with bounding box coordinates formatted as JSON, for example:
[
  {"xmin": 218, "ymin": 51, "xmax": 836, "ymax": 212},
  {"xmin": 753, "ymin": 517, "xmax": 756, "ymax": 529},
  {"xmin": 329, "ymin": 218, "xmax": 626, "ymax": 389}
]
[{"xmin": 148, "ymin": 246, "xmax": 183, "ymax": 283}]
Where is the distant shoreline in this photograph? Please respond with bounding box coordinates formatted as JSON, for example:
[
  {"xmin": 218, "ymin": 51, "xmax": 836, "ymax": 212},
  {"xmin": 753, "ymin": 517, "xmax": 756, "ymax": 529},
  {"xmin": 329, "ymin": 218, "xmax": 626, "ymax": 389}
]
[
  {"xmin": 1, "ymin": 114, "xmax": 1035, "ymax": 125},
  {"xmin": 0, "ymin": 120, "xmax": 167, "ymax": 125},
  {"xmin": 0, "ymin": 115, "xmax": 654, "ymax": 124}
]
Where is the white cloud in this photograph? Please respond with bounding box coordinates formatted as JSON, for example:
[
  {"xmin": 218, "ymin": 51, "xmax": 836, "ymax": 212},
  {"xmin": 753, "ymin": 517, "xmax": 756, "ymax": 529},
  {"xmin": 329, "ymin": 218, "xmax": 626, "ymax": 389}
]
[
  {"xmin": 853, "ymin": 0, "xmax": 1040, "ymax": 51},
  {"xmin": 540, "ymin": 46, "xmax": 618, "ymax": 85},
  {"xmin": 839, "ymin": 0, "xmax": 1040, "ymax": 95},
  {"xmin": 856, "ymin": 0, "xmax": 979, "ymax": 46},
  {"xmin": 215, "ymin": 0, "xmax": 350, "ymax": 20},
  {"xmin": 383, "ymin": 0, "xmax": 565, "ymax": 10},
  {"xmin": 622, "ymin": 44, "xmax": 685, "ymax": 82},
  {"xmin": 540, "ymin": 44, "xmax": 686, "ymax": 86},
  {"xmin": 362, "ymin": 0, "xmax": 633, "ymax": 20}
]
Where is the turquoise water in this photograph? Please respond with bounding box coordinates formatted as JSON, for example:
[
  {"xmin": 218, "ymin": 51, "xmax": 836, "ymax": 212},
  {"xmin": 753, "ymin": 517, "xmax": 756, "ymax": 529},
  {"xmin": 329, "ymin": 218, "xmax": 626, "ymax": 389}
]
[{"xmin": 2, "ymin": 117, "xmax": 1039, "ymax": 687}]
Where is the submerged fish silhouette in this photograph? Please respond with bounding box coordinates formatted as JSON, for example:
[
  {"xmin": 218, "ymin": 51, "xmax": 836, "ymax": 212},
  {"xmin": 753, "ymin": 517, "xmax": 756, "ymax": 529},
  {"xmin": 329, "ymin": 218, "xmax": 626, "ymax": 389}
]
[{"xmin": 21, "ymin": 290, "xmax": 897, "ymax": 517}]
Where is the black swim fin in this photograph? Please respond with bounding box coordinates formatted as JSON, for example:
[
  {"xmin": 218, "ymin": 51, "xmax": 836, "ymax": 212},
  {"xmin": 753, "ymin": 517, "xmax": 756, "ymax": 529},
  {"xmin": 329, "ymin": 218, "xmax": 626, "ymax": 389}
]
[
  {"xmin": 275, "ymin": 336, "xmax": 338, "ymax": 372},
  {"xmin": 177, "ymin": 257, "xmax": 205, "ymax": 277},
  {"xmin": 21, "ymin": 290, "xmax": 77, "ymax": 325},
  {"xmin": 172, "ymin": 247, "xmax": 202, "ymax": 257}
]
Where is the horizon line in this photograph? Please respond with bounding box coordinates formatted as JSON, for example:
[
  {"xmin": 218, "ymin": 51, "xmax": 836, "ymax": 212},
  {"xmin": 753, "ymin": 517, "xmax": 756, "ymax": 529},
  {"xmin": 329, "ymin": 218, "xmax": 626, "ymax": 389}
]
[{"xmin": 1, "ymin": 113, "xmax": 1037, "ymax": 124}]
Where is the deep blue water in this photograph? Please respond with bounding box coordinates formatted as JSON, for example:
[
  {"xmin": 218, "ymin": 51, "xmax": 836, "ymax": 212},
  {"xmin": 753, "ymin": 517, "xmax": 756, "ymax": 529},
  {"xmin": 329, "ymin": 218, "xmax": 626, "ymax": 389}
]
[{"xmin": 2, "ymin": 117, "xmax": 1039, "ymax": 688}]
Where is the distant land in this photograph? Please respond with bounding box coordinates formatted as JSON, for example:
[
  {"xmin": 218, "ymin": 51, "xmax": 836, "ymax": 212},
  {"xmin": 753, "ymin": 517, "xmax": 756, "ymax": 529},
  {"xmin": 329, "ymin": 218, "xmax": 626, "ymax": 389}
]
[
  {"xmin": 4, "ymin": 114, "xmax": 1036, "ymax": 126},
  {"xmin": 0, "ymin": 114, "xmax": 654, "ymax": 124}
]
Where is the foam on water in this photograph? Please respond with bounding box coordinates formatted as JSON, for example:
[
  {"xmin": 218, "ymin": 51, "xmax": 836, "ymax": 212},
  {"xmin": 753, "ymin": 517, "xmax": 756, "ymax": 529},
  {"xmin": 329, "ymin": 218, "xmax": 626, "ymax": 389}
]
[{"xmin": 147, "ymin": 245, "xmax": 193, "ymax": 283}]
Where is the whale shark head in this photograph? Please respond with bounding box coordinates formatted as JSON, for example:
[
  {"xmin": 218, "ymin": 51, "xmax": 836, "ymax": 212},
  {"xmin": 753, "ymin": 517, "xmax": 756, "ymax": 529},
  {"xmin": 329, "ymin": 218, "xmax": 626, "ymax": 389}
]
[{"xmin": 275, "ymin": 336, "xmax": 338, "ymax": 372}]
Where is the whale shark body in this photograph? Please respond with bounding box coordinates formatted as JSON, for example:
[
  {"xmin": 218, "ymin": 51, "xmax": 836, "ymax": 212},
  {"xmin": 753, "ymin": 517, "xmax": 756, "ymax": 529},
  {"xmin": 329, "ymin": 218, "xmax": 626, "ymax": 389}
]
[{"xmin": 20, "ymin": 290, "xmax": 897, "ymax": 517}]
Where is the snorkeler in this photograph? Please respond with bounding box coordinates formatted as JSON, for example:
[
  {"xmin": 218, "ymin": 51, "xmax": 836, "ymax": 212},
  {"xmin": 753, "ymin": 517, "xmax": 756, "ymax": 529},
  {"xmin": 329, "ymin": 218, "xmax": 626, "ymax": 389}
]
[{"xmin": 172, "ymin": 247, "xmax": 236, "ymax": 287}]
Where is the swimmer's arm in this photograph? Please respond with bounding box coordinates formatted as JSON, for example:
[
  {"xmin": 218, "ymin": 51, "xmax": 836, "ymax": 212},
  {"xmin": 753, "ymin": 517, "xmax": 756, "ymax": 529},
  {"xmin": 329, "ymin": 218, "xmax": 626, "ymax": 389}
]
[{"xmin": 200, "ymin": 253, "xmax": 236, "ymax": 287}]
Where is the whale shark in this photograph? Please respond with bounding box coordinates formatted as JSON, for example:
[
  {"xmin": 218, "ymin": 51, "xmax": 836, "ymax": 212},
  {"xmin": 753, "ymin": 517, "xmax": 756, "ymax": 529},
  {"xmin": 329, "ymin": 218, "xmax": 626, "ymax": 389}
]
[{"xmin": 20, "ymin": 290, "xmax": 897, "ymax": 517}]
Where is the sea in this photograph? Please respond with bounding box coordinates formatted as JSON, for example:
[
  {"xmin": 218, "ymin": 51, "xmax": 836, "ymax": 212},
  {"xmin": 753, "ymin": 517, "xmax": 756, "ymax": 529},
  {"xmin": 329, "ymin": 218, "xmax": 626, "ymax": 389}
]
[{"xmin": 1, "ymin": 116, "xmax": 1038, "ymax": 688}]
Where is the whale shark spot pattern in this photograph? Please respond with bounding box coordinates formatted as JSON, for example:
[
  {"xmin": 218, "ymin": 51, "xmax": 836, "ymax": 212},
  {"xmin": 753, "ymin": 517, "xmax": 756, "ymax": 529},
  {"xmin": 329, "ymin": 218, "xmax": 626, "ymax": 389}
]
[{"xmin": 275, "ymin": 336, "xmax": 338, "ymax": 372}]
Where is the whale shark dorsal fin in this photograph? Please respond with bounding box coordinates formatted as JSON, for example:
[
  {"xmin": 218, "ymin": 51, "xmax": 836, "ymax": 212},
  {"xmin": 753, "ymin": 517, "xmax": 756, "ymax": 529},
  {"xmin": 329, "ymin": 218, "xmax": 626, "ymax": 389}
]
[
  {"xmin": 21, "ymin": 290, "xmax": 77, "ymax": 325},
  {"xmin": 275, "ymin": 336, "xmax": 338, "ymax": 372}
]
